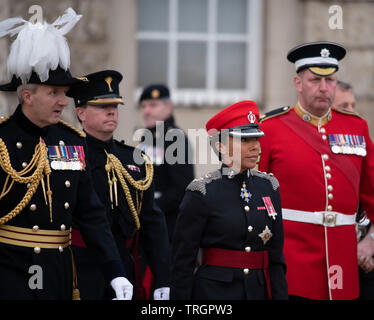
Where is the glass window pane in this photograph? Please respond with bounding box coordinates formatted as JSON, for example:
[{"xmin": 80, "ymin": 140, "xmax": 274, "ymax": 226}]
[
  {"xmin": 217, "ymin": 0, "xmax": 247, "ymax": 34},
  {"xmin": 217, "ymin": 42, "xmax": 246, "ymax": 89},
  {"xmin": 177, "ymin": 41, "xmax": 206, "ymax": 89},
  {"xmin": 138, "ymin": 0, "xmax": 169, "ymax": 31},
  {"xmin": 137, "ymin": 41, "xmax": 168, "ymax": 87},
  {"xmin": 178, "ymin": 0, "xmax": 208, "ymax": 33}
]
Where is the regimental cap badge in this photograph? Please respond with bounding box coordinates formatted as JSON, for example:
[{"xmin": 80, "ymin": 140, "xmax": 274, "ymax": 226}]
[
  {"xmin": 151, "ymin": 89, "xmax": 160, "ymax": 99},
  {"xmin": 320, "ymin": 48, "xmax": 330, "ymax": 58},
  {"xmin": 247, "ymin": 111, "xmax": 256, "ymax": 124},
  {"xmin": 105, "ymin": 76, "xmax": 113, "ymax": 92}
]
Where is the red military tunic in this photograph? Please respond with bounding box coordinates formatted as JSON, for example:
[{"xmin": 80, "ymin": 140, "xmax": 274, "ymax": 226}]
[{"xmin": 258, "ymin": 103, "xmax": 374, "ymax": 300}]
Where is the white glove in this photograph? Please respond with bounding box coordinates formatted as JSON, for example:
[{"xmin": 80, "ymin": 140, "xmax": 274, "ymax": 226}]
[
  {"xmin": 153, "ymin": 287, "xmax": 170, "ymax": 300},
  {"xmin": 110, "ymin": 277, "xmax": 133, "ymax": 300}
]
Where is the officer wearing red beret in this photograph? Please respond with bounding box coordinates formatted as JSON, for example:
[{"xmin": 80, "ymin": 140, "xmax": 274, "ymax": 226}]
[
  {"xmin": 171, "ymin": 101, "xmax": 288, "ymax": 300},
  {"xmin": 259, "ymin": 41, "xmax": 374, "ymax": 300}
]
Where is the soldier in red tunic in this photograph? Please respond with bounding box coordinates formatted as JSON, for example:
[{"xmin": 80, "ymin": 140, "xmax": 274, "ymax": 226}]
[{"xmin": 259, "ymin": 41, "xmax": 374, "ymax": 300}]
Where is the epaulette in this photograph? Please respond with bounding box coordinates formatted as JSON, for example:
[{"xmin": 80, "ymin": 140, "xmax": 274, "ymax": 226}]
[
  {"xmin": 259, "ymin": 106, "xmax": 291, "ymax": 122},
  {"xmin": 186, "ymin": 170, "xmax": 222, "ymax": 196},
  {"xmin": 0, "ymin": 116, "xmax": 10, "ymax": 125},
  {"xmin": 332, "ymin": 107, "xmax": 365, "ymax": 119},
  {"xmin": 58, "ymin": 120, "xmax": 86, "ymax": 138},
  {"xmin": 250, "ymin": 169, "xmax": 279, "ymax": 191}
]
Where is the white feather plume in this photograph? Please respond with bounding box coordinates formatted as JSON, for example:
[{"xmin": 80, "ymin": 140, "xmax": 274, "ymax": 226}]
[{"xmin": 0, "ymin": 8, "xmax": 82, "ymax": 83}]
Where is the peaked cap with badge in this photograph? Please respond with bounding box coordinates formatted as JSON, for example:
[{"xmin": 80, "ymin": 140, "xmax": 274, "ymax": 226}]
[
  {"xmin": 206, "ymin": 100, "xmax": 264, "ymax": 138},
  {"xmin": 67, "ymin": 70, "xmax": 125, "ymax": 106},
  {"xmin": 0, "ymin": 8, "xmax": 128, "ymax": 300},
  {"xmin": 287, "ymin": 41, "xmax": 346, "ymax": 76},
  {"xmin": 139, "ymin": 84, "xmax": 170, "ymax": 102}
]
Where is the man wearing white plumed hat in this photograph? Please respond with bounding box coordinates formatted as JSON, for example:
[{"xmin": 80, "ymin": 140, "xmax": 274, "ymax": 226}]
[{"xmin": 0, "ymin": 8, "xmax": 133, "ymax": 300}]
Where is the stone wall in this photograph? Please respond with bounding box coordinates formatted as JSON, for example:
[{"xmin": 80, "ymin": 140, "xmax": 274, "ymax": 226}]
[{"xmin": 303, "ymin": 0, "xmax": 374, "ymax": 138}]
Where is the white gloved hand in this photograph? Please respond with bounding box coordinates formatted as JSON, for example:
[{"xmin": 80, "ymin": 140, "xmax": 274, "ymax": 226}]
[
  {"xmin": 153, "ymin": 287, "xmax": 170, "ymax": 300},
  {"xmin": 110, "ymin": 277, "xmax": 133, "ymax": 300}
]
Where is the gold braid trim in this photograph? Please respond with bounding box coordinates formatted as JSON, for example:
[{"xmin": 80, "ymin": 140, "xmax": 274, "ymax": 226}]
[
  {"xmin": 58, "ymin": 120, "xmax": 86, "ymax": 138},
  {"xmin": 0, "ymin": 138, "xmax": 53, "ymax": 225},
  {"xmin": 105, "ymin": 152, "xmax": 153, "ymax": 230}
]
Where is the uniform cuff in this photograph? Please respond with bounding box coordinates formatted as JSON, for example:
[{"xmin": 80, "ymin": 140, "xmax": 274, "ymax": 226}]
[{"xmin": 102, "ymin": 260, "xmax": 126, "ymax": 281}]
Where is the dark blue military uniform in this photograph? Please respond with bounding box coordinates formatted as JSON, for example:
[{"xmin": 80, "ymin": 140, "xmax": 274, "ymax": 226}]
[
  {"xmin": 71, "ymin": 133, "xmax": 170, "ymax": 299},
  {"xmin": 142, "ymin": 115, "xmax": 194, "ymax": 242},
  {"xmin": 0, "ymin": 105, "xmax": 124, "ymax": 299},
  {"xmin": 171, "ymin": 165, "xmax": 288, "ymax": 300}
]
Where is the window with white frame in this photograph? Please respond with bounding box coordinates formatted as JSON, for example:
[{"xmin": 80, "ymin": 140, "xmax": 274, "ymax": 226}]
[{"xmin": 136, "ymin": 0, "xmax": 263, "ymax": 107}]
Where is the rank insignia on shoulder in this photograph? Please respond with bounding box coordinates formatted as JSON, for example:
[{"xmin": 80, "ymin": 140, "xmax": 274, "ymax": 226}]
[
  {"xmin": 262, "ymin": 196, "xmax": 277, "ymax": 220},
  {"xmin": 48, "ymin": 145, "xmax": 85, "ymax": 170},
  {"xmin": 250, "ymin": 170, "xmax": 279, "ymax": 191},
  {"xmin": 259, "ymin": 106, "xmax": 291, "ymax": 122},
  {"xmin": 127, "ymin": 164, "xmax": 141, "ymax": 172},
  {"xmin": 186, "ymin": 170, "xmax": 222, "ymax": 196}
]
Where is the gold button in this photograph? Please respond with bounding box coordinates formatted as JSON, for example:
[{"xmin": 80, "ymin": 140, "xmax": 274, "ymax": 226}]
[
  {"xmin": 32, "ymin": 225, "xmax": 39, "ymax": 232},
  {"xmin": 328, "ymin": 193, "xmax": 333, "ymax": 200},
  {"xmin": 322, "ymin": 154, "xmax": 329, "ymax": 160},
  {"xmin": 322, "ymin": 135, "xmax": 327, "ymax": 140},
  {"xmin": 327, "ymin": 185, "xmax": 333, "ymax": 191},
  {"xmin": 320, "ymin": 128, "xmax": 326, "ymax": 134},
  {"xmin": 244, "ymin": 206, "xmax": 250, "ymax": 212},
  {"xmin": 243, "ymin": 268, "xmax": 249, "ymax": 275},
  {"xmin": 16, "ymin": 142, "xmax": 22, "ymax": 149},
  {"xmin": 326, "ymin": 173, "xmax": 332, "ymax": 179},
  {"xmin": 27, "ymin": 183, "xmax": 31, "ymax": 188},
  {"xmin": 30, "ymin": 204, "xmax": 37, "ymax": 211},
  {"xmin": 22, "ymin": 162, "xmax": 27, "ymax": 168},
  {"xmin": 327, "ymin": 205, "xmax": 333, "ymax": 211},
  {"xmin": 58, "ymin": 246, "xmax": 63, "ymax": 252},
  {"xmin": 325, "ymin": 166, "xmax": 331, "ymax": 172},
  {"xmin": 64, "ymin": 202, "xmax": 70, "ymax": 210},
  {"xmin": 65, "ymin": 180, "xmax": 71, "ymax": 188},
  {"xmin": 245, "ymin": 246, "xmax": 251, "ymax": 252},
  {"xmin": 60, "ymin": 224, "xmax": 66, "ymax": 231},
  {"xmin": 248, "ymin": 226, "xmax": 253, "ymax": 232},
  {"xmin": 34, "ymin": 247, "xmax": 41, "ymax": 254}
]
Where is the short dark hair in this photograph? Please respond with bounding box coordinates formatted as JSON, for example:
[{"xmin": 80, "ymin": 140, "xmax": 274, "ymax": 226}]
[{"xmin": 337, "ymin": 80, "xmax": 353, "ymax": 91}]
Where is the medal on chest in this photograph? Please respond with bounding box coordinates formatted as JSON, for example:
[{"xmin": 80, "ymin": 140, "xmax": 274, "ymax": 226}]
[
  {"xmin": 48, "ymin": 144, "xmax": 85, "ymax": 170},
  {"xmin": 328, "ymin": 134, "xmax": 367, "ymax": 156},
  {"xmin": 240, "ymin": 181, "xmax": 252, "ymax": 212}
]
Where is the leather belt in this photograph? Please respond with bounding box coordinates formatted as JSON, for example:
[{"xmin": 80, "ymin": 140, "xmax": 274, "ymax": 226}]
[
  {"xmin": 0, "ymin": 224, "xmax": 71, "ymax": 249},
  {"xmin": 202, "ymin": 248, "xmax": 272, "ymax": 299},
  {"xmin": 282, "ymin": 208, "xmax": 356, "ymax": 227}
]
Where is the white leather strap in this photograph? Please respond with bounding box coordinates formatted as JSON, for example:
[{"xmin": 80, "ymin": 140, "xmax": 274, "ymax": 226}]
[{"xmin": 282, "ymin": 208, "xmax": 356, "ymax": 227}]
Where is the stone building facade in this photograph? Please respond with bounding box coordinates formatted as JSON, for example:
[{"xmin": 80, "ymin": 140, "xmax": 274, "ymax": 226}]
[{"xmin": 0, "ymin": 0, "xmax": 373, "ymax": 176}]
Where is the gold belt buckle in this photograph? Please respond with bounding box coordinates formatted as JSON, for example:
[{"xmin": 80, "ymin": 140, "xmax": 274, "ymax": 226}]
[{"xmin": 323, "ymin": 212, "xmax": 337, "ymax": 227}]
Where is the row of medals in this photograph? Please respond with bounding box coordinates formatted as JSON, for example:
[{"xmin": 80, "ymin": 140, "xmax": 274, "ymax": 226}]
[
  {"xmin": 50, "ymin": 158, "xmax": 83, "ymax": 170},
  {"xmin": 330, "ymin": 144, "xmax": 366, "ymax": 156}
]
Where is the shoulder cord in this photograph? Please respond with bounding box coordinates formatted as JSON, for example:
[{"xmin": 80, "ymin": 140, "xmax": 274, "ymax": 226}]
[
  {"xmin": 105, "ymin": 152, "xmax": 154, "ymax": 230},
  {"xmin": 0, "ymin": 138, "xmax": 53, "ymax": 225}
]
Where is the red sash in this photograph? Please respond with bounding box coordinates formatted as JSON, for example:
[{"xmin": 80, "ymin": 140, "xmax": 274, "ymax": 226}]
[{"xmin": 280, "ymin": 111, "xmax": 360, "ymax": 200}]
